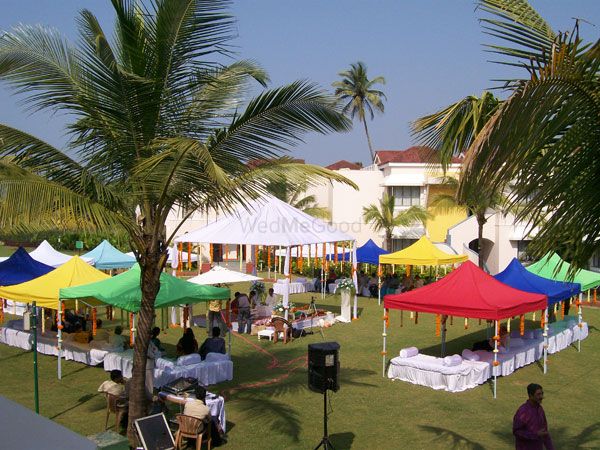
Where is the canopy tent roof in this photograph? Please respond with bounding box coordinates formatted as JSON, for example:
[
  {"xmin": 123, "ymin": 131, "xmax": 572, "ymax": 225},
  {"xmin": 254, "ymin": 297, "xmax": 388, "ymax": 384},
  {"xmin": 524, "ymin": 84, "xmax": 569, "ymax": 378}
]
[
  {"xmin": 0, "ymin": 256, "xmax": 110, "ymax": 309},
  {"xmin": 187, "ymin": 265, "xmax": 261, "ymax": 285},
  {"xmin": 495, "ymin": 258, "xmax": 581, "ymax": 306},
  {"xmin": 275, "ymin": 243, "xmax": 350, "ymax": 258},
  {"xmin": 60, "ymin": 264, "xmax": 230, "ymax": 312},
  {"xmin": 0, "ymin": 247, "xmax": 55, "ymax": 286},
  {"xmin": 526, "ymin": 253, "xmax": 600, "ymax": 291},
  {"xmin": 82, "ymin": 240, "xmax": 136, "ymax": 270},
  {"xmin": 384, "ymin": 261, "xmax": 547, "ymax": 320},
  {"xmin": 356, "ymin": 239, "xmax": 388, "ymax": 265},
  {"xmin": 379, "ymin": 236, "xmax": 468, "ymax": 266},
  {"xmin": 175, "ymin": 196, "xmax": 354, "ymax": 246},
  {"xmin": 29, "ymin": 240, "xmax": 94, "ymax": 268}
]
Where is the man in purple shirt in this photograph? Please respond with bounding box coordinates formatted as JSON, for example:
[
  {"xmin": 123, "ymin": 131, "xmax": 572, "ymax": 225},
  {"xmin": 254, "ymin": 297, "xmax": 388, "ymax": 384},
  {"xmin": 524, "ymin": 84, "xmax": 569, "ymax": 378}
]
[{"xmin": 513, "ymin": 383, "xmax": 554, "ymax": 450}]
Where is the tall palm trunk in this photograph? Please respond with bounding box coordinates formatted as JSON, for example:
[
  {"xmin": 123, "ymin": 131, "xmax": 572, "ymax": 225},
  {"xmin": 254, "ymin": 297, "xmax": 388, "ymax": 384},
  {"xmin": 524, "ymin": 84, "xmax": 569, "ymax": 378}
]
[
  {"xmin": 127, "ymin": 234, "xmax": 164, "ymax": 445},
  {"xmin": 385, "ymin": 229, "xmax": 393, "ymax": 252},
  {"xmin": 476, "ymin": 212, "xmax": 487, "ymax": 270},
  {"xmin": 362, "ymin": 116, "xmax": 375, "ymax": 163}
]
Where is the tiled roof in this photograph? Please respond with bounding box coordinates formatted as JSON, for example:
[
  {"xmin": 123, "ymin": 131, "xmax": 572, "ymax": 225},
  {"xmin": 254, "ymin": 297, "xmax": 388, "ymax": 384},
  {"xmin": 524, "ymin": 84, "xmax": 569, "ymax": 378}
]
[
  {"xmin": 325, "ymin": 160, "xmax": 362, "ymax": 170},
  {"xmin": 375, "ymin": 146, "xmax": 463, "ymax": 165}
]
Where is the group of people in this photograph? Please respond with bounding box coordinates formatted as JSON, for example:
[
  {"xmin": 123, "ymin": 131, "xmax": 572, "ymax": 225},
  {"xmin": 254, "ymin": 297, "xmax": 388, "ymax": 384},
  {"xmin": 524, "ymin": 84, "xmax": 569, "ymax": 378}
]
[{"xmin": 176, "ymin": 326, "xmax": 226, "ymax": 360}]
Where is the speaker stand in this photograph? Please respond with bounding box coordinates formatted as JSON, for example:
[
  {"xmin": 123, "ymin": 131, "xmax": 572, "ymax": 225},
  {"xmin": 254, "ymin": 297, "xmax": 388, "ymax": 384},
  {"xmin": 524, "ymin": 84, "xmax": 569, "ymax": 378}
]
[{"xmin": 314, "ymin": 388, "xmax": 335, "ymax": 450}]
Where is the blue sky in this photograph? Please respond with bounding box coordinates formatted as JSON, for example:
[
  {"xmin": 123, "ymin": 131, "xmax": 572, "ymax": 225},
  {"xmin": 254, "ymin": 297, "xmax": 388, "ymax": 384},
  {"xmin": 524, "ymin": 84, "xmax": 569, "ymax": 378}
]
[{"xmin": 0, "ymin": 0, "xmax": 598, "ymax": 166}]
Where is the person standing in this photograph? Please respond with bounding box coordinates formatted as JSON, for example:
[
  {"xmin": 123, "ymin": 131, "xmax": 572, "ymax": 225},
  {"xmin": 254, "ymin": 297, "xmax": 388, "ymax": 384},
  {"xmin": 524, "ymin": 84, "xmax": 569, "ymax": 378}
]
[
  {"xmin": 237, "ymin": 292, "xmax": 251, "ymax": 334},
  {"xmin": 206, "ymin": 299, "xmax": 223, "ymax": 335},
  {"xmin": 513, "ymin": 383, "xmax": 554, "ymax": 450}
]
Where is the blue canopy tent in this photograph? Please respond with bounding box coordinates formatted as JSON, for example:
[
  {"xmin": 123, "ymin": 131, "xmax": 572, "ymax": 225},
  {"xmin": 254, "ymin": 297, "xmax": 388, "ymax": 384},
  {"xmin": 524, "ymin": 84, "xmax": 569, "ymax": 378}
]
[
  {"xmin": 82, "ymin": 239, "xmax": 136, "ymax": 270},
  {"xmin": 326, "ymin": 239, "xmax": 388, "ymax": 264},
  {"xmin": 494, "ymin": 258, "xmax": 581, "ymax": 373},
  {"xmin": 0, "ymin": 247, "xmax": 54, "ymax": 286}
]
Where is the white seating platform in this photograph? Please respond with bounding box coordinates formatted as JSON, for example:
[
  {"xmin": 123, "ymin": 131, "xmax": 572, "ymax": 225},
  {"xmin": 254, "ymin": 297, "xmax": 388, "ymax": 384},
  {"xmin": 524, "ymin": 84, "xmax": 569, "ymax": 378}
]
[{"xmin": 388, "ymin": 320, "xmax": 588, "ymax": 392}]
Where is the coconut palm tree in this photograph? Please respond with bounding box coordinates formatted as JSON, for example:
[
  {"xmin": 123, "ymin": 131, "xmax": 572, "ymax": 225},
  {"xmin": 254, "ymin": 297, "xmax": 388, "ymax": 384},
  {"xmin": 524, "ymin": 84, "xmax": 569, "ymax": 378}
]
[
  {"xmin": 363, "ymin": 193, "xmax": 431, "ymax": 251},
  {"xmin": 0, "ymin": 0, "xmax": 355, "ymax": 442},
  {"xmin": 414, "ymin": 0, "xmax": 600, "ymax": 270},
  {"xmin": 333, "ymin": 62, "xmax": 386, "ymax": 163}
]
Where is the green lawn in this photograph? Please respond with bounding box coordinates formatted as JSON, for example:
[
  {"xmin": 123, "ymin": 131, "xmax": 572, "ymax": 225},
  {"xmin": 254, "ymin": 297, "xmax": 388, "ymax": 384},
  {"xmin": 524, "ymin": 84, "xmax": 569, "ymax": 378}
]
[{"xmin": 1, "ymin": 286, "xmax": 599, "ymax": 449}]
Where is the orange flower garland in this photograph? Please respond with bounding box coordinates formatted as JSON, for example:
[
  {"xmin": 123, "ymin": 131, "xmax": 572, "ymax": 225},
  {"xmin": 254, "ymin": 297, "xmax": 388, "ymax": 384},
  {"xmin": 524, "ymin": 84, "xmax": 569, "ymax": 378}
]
[
  {"xmin": 520, "ymin": 315, "xmax": 525, "ymax": 336},
  {"xmin": 187, "ymin": 242, "xmax": 192, "ymax": 270},
  {"xmin": 594, "ymin": 289, "xmax": 597, "ymax": 304},
  {"xmin": 435, "ymin": 314, "xmax": 441, "ymax": 337},
  {"xmin": 210, "ymin": 244, "xmax": 214, "ymax": 264},
  {"xmin": 560, "ymin": 301, "xmax": 565, "ymax": 320},
  {"xmin": 177, "ymin": 242, "xmax": 183, "ymax": 272},
  {"xmin": 298, "ymin": 245, "xmax": 303, "ymax": 272},
  {"xmin": 334, "ymin": 242, "xmax": 338, "ymax": 264},
  {"xmin": 92, "ymin": 308, "xmax": 97, "ymax": 336},
  {"xmin": 540, "ymin": 310, "xmax": 545, "ymax": 329}
]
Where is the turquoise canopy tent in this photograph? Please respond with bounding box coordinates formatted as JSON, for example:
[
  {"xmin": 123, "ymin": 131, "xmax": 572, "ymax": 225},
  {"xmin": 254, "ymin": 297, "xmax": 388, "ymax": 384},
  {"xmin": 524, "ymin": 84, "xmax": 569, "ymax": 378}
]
[
  {"xmin": 60, "ymin": 264, "xmax": 229, "ymax": 312},
  {"xmin": 82, "ymin": 239, "xmax": 136, "ymax": 270}
]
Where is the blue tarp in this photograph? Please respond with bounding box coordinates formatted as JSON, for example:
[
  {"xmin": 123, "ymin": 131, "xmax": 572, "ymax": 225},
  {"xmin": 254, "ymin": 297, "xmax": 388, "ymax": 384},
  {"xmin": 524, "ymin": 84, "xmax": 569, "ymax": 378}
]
[
  {"xmin": 326, "ymin": 239, "xmax": 389, "ymax": 265},
  {"xmin": 494, "ymin": 258, "xmax": 580, "ymax": 306},
  {"xmin": 82, "ymin": 240, "xmax": 136, "ymax": 270},
  {"xmin": 0, "ymin": 247, "xmax": 54, "ymax": 286}
]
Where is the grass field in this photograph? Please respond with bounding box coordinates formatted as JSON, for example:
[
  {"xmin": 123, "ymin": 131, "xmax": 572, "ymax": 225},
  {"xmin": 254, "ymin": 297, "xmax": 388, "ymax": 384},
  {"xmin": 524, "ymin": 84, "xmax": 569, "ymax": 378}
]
[{"xmin": 1, "ymin": 276, "xmax": 599, "ymax": 449}]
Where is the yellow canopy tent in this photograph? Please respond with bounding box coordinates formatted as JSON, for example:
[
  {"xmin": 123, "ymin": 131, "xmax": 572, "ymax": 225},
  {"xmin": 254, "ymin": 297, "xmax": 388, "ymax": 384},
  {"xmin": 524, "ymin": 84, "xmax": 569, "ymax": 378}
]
[
  {"xmin": 0, "ymin": 256, "xmax": 109, "ymax": 309},
  {"xmin": 379, "ymin": 236, "xmax": 468, "ymax": 266},
  {"xmin": 0, "ymin": 256, "xmax": 110, "ymax": 380}
]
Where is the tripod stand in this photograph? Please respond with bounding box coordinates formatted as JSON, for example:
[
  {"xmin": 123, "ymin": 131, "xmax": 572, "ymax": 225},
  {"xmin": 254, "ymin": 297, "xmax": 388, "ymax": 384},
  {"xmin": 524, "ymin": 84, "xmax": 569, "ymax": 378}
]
[{"xmin": 314, "ymin": 387, "xmax": 335, "ymax": 449}]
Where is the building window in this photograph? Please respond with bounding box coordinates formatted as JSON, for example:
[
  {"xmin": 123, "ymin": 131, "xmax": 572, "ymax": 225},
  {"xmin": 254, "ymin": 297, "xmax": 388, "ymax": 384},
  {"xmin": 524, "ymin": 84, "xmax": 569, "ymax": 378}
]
[
  {"xmin": 517, "ymin": 240, "xmax": 532, "ymax": 262},
  {"xmin": 391, "ymin": 238, "xmax": 417, "ymax": 252},
  {"xmin": 390, "ymin": 186, "xmax": 421, "ymax": 207}
]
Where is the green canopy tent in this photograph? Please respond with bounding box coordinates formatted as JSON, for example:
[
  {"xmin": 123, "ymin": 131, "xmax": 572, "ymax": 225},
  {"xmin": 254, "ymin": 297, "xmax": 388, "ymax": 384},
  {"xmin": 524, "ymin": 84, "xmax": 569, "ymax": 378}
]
[
  {"xmin": 60, "ymin": 264, "xmax": 230, "ymax": 344},
  {"xmin": 526, "ymin": 253, "xmax": 600, "ymax": 352}
]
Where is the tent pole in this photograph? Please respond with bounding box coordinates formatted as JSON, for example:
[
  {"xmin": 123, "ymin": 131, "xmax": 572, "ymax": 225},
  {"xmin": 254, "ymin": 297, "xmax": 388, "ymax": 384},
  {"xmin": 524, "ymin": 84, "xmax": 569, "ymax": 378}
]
[
  {"xmin": 493, "ymin": 320, "xmax": 498, "ymax": 399},
  {"xmin": 578, "ymin": 292, "xmax": 583, "ymax": 352},
  {"xmin": 283, "ymin": 246, "xmax": 291, "ymax": 321},
  {"xmin": 32, "ymin": 301, "xmax": 39, "ymax": 413},
  {"xmin": 543, "ymin": 307, "xmax": 549, "ymax": 374},
  {"xmin": 352, "ymin": 242, "xmax": 358, "ymax": 320},
  {"xmin": 377, "ymin": 264, "xmax": 382, "ymax": 306},
  {"xmin": 321, "ymin": 244, "xmax": 325, "ymax": 300},
  {"xmin": 382, "ymin": 308, "xmax": 388, "ymax": 377},
  {"xmin": 441, "ymin": 315, "xmax": 447, "ymax": 357},
  {"xmin": 57, "ymin": 300, "xmax": 62, "ymax": 380}
]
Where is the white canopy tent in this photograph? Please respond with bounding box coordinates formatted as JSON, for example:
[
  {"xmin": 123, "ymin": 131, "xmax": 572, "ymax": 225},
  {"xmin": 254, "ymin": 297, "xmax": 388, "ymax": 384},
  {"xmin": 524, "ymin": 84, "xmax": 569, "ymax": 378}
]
[
  {"xmin": 188, "ymin": 265, "xmax": 261, "ymax": 285},
  {"xmin": 125, "ymin": 249, "xmax": 199, "ymax": 265},
  {"xmin": 273, "ymin": 243, "xmax": 352, "ymax": 258},
  {"xmin": 175, "ymin": 196, "xmax": 359, "ymax": 319},
  {"xmin": 29, "ymin": 240, "xmax": 94, "ymax": 267}
]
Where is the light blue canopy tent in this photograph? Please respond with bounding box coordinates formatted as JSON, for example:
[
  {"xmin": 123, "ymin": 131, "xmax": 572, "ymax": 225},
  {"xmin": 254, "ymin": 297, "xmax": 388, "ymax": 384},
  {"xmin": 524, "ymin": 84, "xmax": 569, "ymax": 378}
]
[{"xmin": 82, "ymin": 239, "xmax": 136, "ymax": 270}]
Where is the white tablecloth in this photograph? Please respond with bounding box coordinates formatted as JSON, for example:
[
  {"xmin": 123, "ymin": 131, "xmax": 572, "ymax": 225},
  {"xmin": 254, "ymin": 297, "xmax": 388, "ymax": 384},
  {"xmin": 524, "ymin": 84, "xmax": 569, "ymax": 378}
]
[
  {"xmin": 104, "ymin": 350, "xmax": 233, "ymax": 387},
  {"xmin": 272, "ymin": 282, "xmax": 306, "ymax": 295}
]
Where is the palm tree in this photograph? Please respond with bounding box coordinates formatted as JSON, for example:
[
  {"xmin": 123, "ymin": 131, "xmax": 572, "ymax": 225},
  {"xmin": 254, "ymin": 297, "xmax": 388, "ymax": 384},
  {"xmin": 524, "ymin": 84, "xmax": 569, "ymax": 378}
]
[
  {"xmin": 429, "ymin": 177, "xmax": 503, "ymax": 269},
  {"xmin": 333, "ymin": 62, "xmax": 386, "ymax": 163},
  {"xmin": 0, "ymin": 1, "xmax": 355, "ymax": 442},
  {"xmin": 462, "ymin": 0, "xmax": 600, "ymax": 270},
  {"xmin": 414, "ymin": 0, "xmax": 599, "ymax": 270},
  {"xmin": 363, "ymin": 193, "xmax": 431, "ymax": 251}
]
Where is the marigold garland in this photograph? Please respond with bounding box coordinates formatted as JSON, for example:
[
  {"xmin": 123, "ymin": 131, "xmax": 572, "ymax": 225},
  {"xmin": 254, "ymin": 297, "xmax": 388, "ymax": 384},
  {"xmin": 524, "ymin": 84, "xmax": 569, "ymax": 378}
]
[
  {"xmin": 92, "ymin": 308, "xmax": 97, "ymax": 336},
  {"xmin": 520, "ymin": 315, "xmax": 525, "ymax": 336},
  {"xmin": 507, "ymin": 318, "xmax": 511, "ymax": 333},
  {"xmin": 594, "ymin": 289, "xmax": 597, "ymax": 304},
  {"xmin": 560, "ymin": 301, "xmax": 565, "ymax": 320},
  {"xmin": 187, "ymin": 242, "xmax": 192, "ymax": 270},
  {"xmin": 540, "ymin": 310, "xmax": 545, "ymax": 329},
  {"xmin": 435, "ymin": 314, "xmax": 441, "ymax": 337},
  {"xmin": 334, "ymin": 242, "xmax": 338, "ymax": 264}
]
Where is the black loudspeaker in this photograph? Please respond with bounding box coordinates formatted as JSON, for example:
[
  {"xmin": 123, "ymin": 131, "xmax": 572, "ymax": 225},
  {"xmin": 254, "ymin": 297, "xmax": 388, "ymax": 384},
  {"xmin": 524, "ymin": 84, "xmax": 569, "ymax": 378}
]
[{"xmin": 308, "ymin": 342, "xmax": 340, "ymax": 393}]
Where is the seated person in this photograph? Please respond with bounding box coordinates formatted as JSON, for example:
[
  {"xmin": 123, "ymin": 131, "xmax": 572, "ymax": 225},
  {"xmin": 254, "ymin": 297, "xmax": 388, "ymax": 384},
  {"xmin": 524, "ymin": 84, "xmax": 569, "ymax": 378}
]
[
  {"xmin": 176, "ymin": 327, "xmax": 199, "ymax": 356},
  {"xmin": 414, "ymin": 275, "xmax": 424, "ymax": 289},
  {"xmin": 325, "ymin": 270, "xmax": 337, "ymax": 292},
  {"xmin": 472, "ymin": 324, "xmax": 509, "ymax": 352},
  {"xmin": 72, "ymin": 322, "xmax": 91, "ymax": 344},
  {"xmin": 44, "ymin": 311, "xmax": 56, "ymax": 333},
  {"xmin": 199, "ymin": 327, "xmax": 226, "ymax": 360},
  {"xmin": 183, "ymin": 386, "xmax": 211, "ymax": 422},
  {"xmin": 92, "ymin": 319, "xmax": 110, "ymax": 342},
  {"xmin": 368, "ymin": 273, "xmax": 379, "ymax": 297},
  {"xmin": 98, "ymin": 369, "xmax": 129, "ymax": 433},
  {"xmin": 150, "ymin": 326, "xmax": 165, "ymax": 351},
  {"xmin": 249, "ymin": 290, "xmax": 258, "ymax": 308},
  {"xmin": 265, "ymin": 288, "xmax": 276, "ymax": 307},
  {"xmin": 110, "ymin": 325, "xmax": 128, "ymax": 351}
]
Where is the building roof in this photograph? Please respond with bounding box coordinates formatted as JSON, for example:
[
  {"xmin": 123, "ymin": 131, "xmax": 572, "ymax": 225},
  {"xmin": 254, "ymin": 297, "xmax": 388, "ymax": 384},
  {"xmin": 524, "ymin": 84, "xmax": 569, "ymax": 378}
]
[
  {"xmin": 375, "ymin": 146, "xmax": 463, "ymax": 165},
  {"xmin": 325, "ymin": 160, "xmax": 362, "ymax": 170}
]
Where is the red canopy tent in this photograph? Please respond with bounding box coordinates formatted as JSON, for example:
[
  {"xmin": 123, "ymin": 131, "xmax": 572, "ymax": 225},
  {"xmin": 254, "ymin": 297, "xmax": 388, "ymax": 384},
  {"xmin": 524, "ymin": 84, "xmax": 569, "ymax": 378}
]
[{"xmin": 382, "ymin": 261, "xmax": 547, "ymax": 397}]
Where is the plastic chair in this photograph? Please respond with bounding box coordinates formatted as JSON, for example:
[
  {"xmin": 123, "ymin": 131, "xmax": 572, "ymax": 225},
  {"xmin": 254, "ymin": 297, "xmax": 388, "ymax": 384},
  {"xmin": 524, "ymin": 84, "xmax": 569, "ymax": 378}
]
[
  {"xmin": 271, "ymin": 317, "xmax": 293, "ymax": 344},
  {"xmin": 104, "ymin": 393, "xmax": 126, "ymax": 431},
  {"xmin": 175, "ymin": 414, "xmax": 212, "ymax": 450}
]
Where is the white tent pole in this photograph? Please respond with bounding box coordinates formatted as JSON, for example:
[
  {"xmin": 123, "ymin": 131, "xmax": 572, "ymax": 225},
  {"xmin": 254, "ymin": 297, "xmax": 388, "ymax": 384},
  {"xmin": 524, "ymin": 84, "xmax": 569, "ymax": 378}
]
[
  {"xmin": 239, "ymin": 245, "xmax": 243, "ymax": 272},
  {"xmin": 283, "ymin": 246, "xmax": 291, "ymax": 321},
  {"xmin": 382, "ymin": 308, "xmax": 388, "ymax": 377},
  {"xmin": 543, "ymin": 307, "xmax": 549, "ymax": 374},
  {"xmin": 441, "ymin": 315, "xmax": 447, "ymax": 357},
  {"xmin": 378, "ymin": 264, "xmax": 382, "ymax": 306},
  {"xmin": 578, "ymin": 292, "xmax": 583, "ymax": 352},
  {"xmin": 493, "ymin": 319, "xmax": 498, "ymax": 399},
  {"xmin": 41, "ymin": 307, "xmax": 45, "ymax": 333},
  {"xmin": 321, "ymin": 244, "xmax": 325, "ymax": 300},
  {"xmin": 352, "ymin": 242, "xmax": 358, "ymax": 320},
  {"xmin": 268, "ymin": 246, "xmax": 271, "ymax": 280},
  {"xmin": 57, "ymin": 300, "xmax": 62, "ymax": 380},
  {"xmin": 278, "ymin": 246, "xmax": 283, "ymax": 275}
]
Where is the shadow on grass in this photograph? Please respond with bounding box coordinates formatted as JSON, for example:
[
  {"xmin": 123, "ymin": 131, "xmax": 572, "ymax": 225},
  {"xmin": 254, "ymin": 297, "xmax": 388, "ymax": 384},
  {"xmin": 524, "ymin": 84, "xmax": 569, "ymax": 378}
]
[
  {"xmin": 0, "ymin": 349, "xmax": 30, "ymax": 362},
  {"xmin": 328, "ymin": 431, "xmax": 355, "ymax": 449},
  {"xmin": 61, "ymin": 364, "xmax": 90, "ymax": 379},
  {"xmin": 50, "ymin": 393, "xmax": 99, "ymax": 419},
  {"xmin": 419, "ymin": 425, "xmax": 486, "ymax": 450}
]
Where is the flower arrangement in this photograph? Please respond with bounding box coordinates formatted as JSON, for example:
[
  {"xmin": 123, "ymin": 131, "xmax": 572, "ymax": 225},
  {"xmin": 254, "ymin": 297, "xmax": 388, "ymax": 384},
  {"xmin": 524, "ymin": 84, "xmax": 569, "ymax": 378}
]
[
  {"xmin": 336, "ymin": 278, "xmax": 355, "ymax": 292},
  {"xmin": 273, "ymin": 300, "xmax": 295, "ymax": 315}
]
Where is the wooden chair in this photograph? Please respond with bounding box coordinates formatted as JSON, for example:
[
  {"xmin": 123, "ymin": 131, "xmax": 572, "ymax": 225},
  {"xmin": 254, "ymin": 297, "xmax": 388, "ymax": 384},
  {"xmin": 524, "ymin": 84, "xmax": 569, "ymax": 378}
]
[
  {"xmin": 104, "ymin": 393, "xmax": 126, "ymax": 431},
  {"xmin": 175, "ymin": 414, "xmax": 211, "ymax": 450},
  {"xmin": 271, "ymin": 317, "xmax": 293, "ymax": 344}
]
